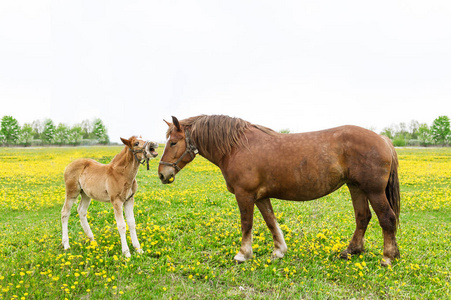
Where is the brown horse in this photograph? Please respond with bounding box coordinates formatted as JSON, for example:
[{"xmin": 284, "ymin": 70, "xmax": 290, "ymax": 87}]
[
  {"xmin": 62, "ymin": 136, "xmax": 158, "ymax": 257},
  {"xmin": 158, "ymin": 115, "xmax": 400, "ymax": 266}
]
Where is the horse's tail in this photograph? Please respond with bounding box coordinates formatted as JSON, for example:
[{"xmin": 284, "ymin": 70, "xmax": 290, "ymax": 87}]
[{"xmin": 384, "ymin": 138, "xmax": 400, "ymax": 229}]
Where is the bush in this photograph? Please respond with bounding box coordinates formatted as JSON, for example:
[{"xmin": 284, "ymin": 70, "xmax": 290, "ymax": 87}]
[{"xmin": 393, "ymin": 136, "xmax": 407, "ymax": 147}]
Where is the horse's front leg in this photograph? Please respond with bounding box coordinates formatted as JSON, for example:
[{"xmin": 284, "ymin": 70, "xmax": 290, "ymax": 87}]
[
  {"xmin": 256, "ymin": 198, "xmax": 287, "ymax": 259},
  {"xmin": 124, "ymin": 196, "xmax": 142, "ymax": 254},
  {"xmin": 234, "ymin": 193, "xmax": 255, "ymax": 263},
  {"xmin": 111, "ymin": 199, "xmax": 131, "ymax": 258}
]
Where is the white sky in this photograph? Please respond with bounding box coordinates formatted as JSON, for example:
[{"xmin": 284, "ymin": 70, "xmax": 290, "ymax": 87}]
[{"xmin": 1, "ymin": 0, "xmax": 450, "ymax": 143}]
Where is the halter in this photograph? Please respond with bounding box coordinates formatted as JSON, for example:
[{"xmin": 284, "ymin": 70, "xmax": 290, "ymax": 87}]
[
  {"xmin": 129, "ymin": 141, "xmax": 152, "ymax": 170},
  {"xmin": 159, "ymin": 130, "xmax": 198, "ymax": 172}
]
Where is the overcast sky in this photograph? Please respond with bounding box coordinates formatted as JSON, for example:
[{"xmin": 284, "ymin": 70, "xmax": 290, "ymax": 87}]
[{"xmin": 1, "ymin": 0, "xmax": 450, "ymax": 143}]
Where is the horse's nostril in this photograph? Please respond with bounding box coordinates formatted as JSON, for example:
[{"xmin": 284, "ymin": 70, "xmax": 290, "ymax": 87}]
[{"xmin": 159, "ymin": 173, "xmax": 164, "ymax": 181}]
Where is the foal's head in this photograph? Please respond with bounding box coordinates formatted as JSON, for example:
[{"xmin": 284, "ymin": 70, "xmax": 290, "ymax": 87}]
[
  {"xmin": 120, "ymin": 136, "xmax": 158, "ymax": 164},
  {"xmin": 158, "ymin": 116, "xmax": 198, "ymax": 184}
]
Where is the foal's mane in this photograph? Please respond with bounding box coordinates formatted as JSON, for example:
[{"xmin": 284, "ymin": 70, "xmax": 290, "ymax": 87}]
[{"xmin": 167, "ymin": 115, "xmax": 276, "ymax": 157}]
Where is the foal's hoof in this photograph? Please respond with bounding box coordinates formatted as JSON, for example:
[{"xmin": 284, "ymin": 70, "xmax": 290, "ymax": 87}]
[
  {"xmin": 234, "ymin": 252, "xmax": 252, "ymax": 263},
  {"xmin": 136, "ymin": 248, "xmax": 143, "ymax": 254},
  {"xmin": 123, "ymin": 250, "xmax": 131, "ymax": 258}
]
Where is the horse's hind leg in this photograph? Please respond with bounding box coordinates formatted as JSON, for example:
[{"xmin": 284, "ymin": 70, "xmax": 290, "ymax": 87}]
[
  {"xmin": 61, "ymin": 185, "xmax": 79, "ymax": 250},
  {"xmin": 124, "ymin": 196, "xmax": 142, "ymax": 253},
  {"xmin": 341, "ymin": 185, "xmax": 372, "ymax": 259},
  {"xmin": 77, "ymin": 192, "xmax": 94, "ymax": 242},
  {"xmin": 256, "ymin": 198, "xmax": 287, "ymax": 259},
  {"xmin": 367, "ymin": 191, "xmax": 399, "ymax": 266}
]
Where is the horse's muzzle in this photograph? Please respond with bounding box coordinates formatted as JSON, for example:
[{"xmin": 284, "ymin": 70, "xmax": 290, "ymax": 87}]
[
  {"xmin": 158, "ymin": 168, "xmax": 175, "ymax": 184},
  {"xmin": 146, "ymin": 142, "xmax": 159, "ymax": 158}
]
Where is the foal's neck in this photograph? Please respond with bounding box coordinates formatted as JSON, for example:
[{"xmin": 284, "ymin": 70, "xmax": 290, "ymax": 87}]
[{"xmin": 110, "ymin": 147, "xmax": 140, "ymax": 179}]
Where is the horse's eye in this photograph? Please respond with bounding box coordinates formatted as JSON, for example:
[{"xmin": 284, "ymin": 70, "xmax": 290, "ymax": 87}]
[
  {"xmin": 170, "ymin": 141, "xmax": 177, "ymax": 147},
  {"xmin": 134, "ymin": 142, "xmax": 139, "ymax": 146}
]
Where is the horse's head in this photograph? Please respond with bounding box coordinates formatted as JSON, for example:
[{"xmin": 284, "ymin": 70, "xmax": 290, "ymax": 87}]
[
  {"xmin": 158, "ymin": 116, "xmax": 198, "ymax": 184},
  {"xmin": 121, "ymin": 136, "xmax": 159, "ymax": 169}
]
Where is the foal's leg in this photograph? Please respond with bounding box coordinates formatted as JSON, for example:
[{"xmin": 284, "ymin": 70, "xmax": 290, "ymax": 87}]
[
  {"xmin": 61, "ymin": 188, "xmax": 79, "ymax": 250},
  {"xmin": 234, "ymin": 193, "xmax": 255, "ymax": 263},
  {"xmin": 111, "ymin": 198, "xmax": 131, "ymax": 257},
  {"xmin": 367, "ymin": 191, "xmax": 400, "ymax": 266},
  {"xmin": 341, "ymin": 185, "xmax": 372, "ymax": 259},
  {"xmin": 77, "ymin": 192, "xmax": 94, "ymax": 242},
  {"xmin": 124, "ymin": 197, "xmax": 142, "ymax": 253},
  {"xmin": 255, "ymin": 198, "xmax": 287, "ymax": 259}
]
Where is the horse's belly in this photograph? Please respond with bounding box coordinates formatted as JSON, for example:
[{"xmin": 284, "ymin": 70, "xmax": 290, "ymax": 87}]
[
  {"xmin": 81, "ymin": 186, "xmax": 110, "ymax": 202},
  {"xmin": 79, "ymin": 176, "xmax": 110, "ymax": 202},
  {"xmin": 260, "ymin": 173, "xmax": 345, "ymax": 201}
]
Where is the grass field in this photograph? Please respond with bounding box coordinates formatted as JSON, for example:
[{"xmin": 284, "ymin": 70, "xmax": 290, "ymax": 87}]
[{"xmin": 0, "ymin": 146, "xmax": 450, "ymax": 299}]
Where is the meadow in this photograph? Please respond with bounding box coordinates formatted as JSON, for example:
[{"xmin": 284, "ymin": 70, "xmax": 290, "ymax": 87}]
[{"xmin": 0, "ymin": 146, "xmax": 450, "ymax": 299}]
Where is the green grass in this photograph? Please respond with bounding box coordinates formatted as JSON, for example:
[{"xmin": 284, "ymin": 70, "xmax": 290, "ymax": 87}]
[{"xmin": 0, "ymin": 147, "xmax": 450, "ymax": 299}]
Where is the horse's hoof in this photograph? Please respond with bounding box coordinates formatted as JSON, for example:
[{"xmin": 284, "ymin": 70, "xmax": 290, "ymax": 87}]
[
  {"xmin": 123, "ymin": 250, "xmax": 131, "ymax": 258},
  {"xmin": 136, "ymin": 248, "xmax": 143, "ymax": 254},
  {"xmin": 381, "ymin": 257, "xmax": 392, "ymax": 267},
  {"xmin": 339, "ymin": 250, "xmax": 352, "ymax": 260},
  {"xmin": 272, "ymin": 249, "xmax": 286, "ymax": 260},
  {"xmin": 234, "ymin": 252, "xmax": 252, "ymax": 263}
]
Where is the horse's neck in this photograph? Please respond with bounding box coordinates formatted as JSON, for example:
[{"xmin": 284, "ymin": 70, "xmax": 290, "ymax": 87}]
[{"xmin": 110, "ymin": 147, "xmax": 139, "ymax": 179}]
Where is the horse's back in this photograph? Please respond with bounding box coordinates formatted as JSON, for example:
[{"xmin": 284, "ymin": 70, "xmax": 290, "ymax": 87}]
[
  {"xmin": 225, "ymin": 125, "xmax": 394, "ymax": 201},
  {"xmin": 64, "ymin": 158, "xmax": 105, "ymax": 180},
  {"xmin": 64, "ymin": 159, "xmax": 110, "ymax": 199}
]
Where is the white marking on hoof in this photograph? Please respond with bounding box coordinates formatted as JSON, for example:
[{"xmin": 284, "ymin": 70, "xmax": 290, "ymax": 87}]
[
  {"xmin": 272, "ymin": 248, "xmax": 285, "ymax": 260},
  {"xmin": 381, "ymin": 256, "xmax": 392, "ymax": 267},
  {"xmin": 234, "ymin": 251, "xmax": 252, "ymax": 263},
  {"xmin": 62, "ymin": 240, "xmax": 70, "ymax": 250}
]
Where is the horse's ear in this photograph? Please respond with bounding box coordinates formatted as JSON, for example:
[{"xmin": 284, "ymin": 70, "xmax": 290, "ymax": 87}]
[
  {"xmin": 120, "ymin": 137, "xmax": 131, "ymax": 147},
  {"xmin": 164, "ymin": 119, "xmax": 171, "ymax": 127},
  {"xmin": 172, "ymin": 116, "xmax": 181, "ymax": 132}
]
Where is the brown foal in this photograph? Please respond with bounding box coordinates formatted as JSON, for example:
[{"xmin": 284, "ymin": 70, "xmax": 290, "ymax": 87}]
[{"xmin": 61, "ymin": 136, "xmax": 158, "ymax": 257}]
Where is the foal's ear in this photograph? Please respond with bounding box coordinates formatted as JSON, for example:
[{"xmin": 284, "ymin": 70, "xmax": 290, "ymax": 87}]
[
  {"xmin": 172, "ymin": 116, "xmax": 181, "ymax": 132},
  {"xmin": 164, "ymin": 119, "xmax": 171, "ymax": 127},
  {"xmin": 120, "ymin": 137, "xmax": 131, "ymax": 147}
]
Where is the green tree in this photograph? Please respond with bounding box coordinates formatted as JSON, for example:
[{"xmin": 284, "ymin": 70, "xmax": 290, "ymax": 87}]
[
  {"xmin": 18, "ymin": 123, "xmax": 34, "ymax": 146},
  {"xmin": 92, "ymin": 118, "xmax": 109, "ymax": 144},
  {"xmin": 417, "ymin": 123, "xmax": 432, "ymax": 146},
  {"xmin": 31, "ymin": 120, "xmax": 43, "ymax": 139},
  {"xmin": 68, "ymin": 125, "xmax": 84, "ymax": 145},
  {"xmin": 279, "ymin": 128, "xmax": 291, "ymax": 134},
  {"xmin": 409, "ymin": 120, "xmax": 420, "ymax": 139},
  {"xmin": 80, "ymin": 119, "xmax": 92, "ymax": 139},
  {"xmin": 380, "ymin": 126, "xmax": 394, "ymax": 139},
  {"xmin": 41, "ymin": 119, "xmax": 55, "ymax": 144},
  {"xmin": 1, "ymin": 116, "xmax": 20, "ymax": 145},
  {"xmin": 431, "ymin": 116, "xmax": 450, "ymax": 146},
  {"xmin": 54, "ymin": 123, "xmax": 69, "ymax": 145}
]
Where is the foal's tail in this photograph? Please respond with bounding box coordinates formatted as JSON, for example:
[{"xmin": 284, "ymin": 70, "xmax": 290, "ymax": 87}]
[{"xmin": 384, "ymin": 139, "xmax": 400, "ymax": 229}]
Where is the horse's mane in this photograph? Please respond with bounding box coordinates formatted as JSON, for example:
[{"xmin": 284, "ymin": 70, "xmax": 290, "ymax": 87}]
[{"xmin": 166, "ymin": 115, "xmax": 276, "ymax": 157}]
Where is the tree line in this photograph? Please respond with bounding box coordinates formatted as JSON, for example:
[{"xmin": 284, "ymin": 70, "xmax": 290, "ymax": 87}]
[
  {"xmin": 380, "ymin": 115, "xmax": 450, "ymax": 146},
  {"xmin": 0, "ymin": 116, "xmax": 109, "ymax": 146},
  {"xmin": 1, "ymin": 114, "xmax": 449, "ymax": 147}
]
